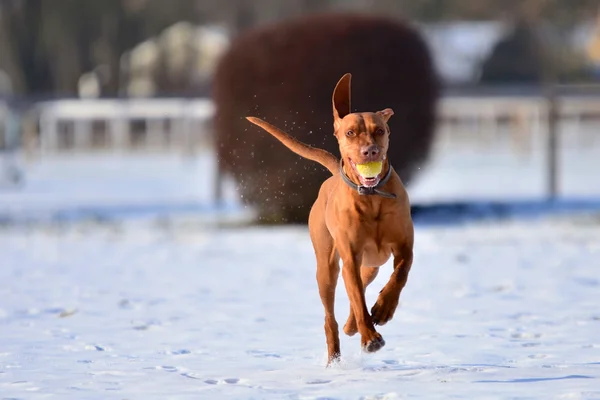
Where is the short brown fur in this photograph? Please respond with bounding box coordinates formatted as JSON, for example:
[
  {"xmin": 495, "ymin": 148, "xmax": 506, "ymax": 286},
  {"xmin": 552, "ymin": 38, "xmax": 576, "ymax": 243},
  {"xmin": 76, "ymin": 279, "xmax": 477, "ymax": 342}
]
[{"xmin": 246, "ymin": 74, "xmax": 414, "ymax": 364}]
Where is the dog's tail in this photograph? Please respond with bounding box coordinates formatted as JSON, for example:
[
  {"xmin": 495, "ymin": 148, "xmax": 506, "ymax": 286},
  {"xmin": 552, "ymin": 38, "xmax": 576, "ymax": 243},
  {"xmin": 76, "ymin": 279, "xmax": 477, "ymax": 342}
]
[{"xmin": 246, "ymin": 117, "xmax": 339, "ymax": 175}]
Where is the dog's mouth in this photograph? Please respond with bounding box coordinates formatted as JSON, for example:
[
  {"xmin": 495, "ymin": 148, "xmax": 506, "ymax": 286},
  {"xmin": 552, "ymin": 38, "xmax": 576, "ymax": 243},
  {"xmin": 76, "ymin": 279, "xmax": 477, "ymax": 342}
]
[{"xmin": 348, "ymin": 159, "xmax": 383, "ymax": 187}]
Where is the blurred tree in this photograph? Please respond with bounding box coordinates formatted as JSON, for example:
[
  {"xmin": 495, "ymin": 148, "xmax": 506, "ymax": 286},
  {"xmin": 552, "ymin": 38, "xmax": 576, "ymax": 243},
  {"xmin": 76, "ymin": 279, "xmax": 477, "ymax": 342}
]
[
  {"xmin": 0, "ymin": 0, "xmax": 202, "ymax": 96},
  {"xmin": 0, "ymin": 0, "xmax": 598, "ymax": 96},
  {"xmin": 0, "ymin": 0, "xmax": 53, "ymax": 94},
  {"xmin": 587, "ymin": 9, "xmax": 600, "ymax": 78},
  {"xmin": 479, "ymin": 19, "xmax": 543, "ymax": 84},
  {"xmin": 363, "ymin": 0, "xmax": 598, "ymax": 22}
]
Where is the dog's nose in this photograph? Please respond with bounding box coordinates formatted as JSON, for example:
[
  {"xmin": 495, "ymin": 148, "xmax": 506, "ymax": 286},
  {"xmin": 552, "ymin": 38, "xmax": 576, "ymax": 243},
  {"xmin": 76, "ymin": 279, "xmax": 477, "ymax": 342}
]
[{"xmin": 361, "ymin": 145, "xmax": 379, "ymax": 158}]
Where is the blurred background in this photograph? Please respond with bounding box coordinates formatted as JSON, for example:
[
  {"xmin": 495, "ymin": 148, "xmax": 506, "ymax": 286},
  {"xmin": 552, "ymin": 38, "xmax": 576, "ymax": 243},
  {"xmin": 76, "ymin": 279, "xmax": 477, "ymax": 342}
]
[{"xmin": 1, "ymin": 0, "xmax": 600, "ymax": 225}]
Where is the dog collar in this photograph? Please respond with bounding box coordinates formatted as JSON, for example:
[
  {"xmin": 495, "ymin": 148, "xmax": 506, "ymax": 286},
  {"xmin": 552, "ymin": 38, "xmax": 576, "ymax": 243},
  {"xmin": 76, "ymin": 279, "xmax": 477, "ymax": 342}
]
[{"xmin": 339, "ymin": 160, "xmax": 397, "ymax": 199}]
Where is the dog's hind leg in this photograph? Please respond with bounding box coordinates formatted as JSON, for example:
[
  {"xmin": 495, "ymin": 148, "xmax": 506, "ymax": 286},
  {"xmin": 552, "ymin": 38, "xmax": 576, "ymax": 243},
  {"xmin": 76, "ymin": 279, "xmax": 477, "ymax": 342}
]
[
  {"xmin": 314, "ymin": 242, "xmax": 341, "ymax": 365},
  {"xmin": 315, "ymin": 245, "xmax": 341, "ymax": 365},
  {"xmin": 310, "ymin": 211, "xmax": 341, "ymax": 365},
  {"xmin": 343, "ymin": 266, "xmax": 379, "ymax": 336}
]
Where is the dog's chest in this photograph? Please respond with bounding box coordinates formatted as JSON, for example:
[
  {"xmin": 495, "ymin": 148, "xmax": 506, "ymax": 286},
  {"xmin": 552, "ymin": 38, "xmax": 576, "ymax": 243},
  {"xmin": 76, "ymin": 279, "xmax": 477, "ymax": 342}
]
[
  {"xmin": 361, "ymin": 236, "xmax": 392, "ymax": 268},
  {"xmin": 357, "ymin": 218, "xmax": 394, "ymax": 268},
  {"xmin": 354, "ymin": 204, "xmax": 403, "ymax": 267}
]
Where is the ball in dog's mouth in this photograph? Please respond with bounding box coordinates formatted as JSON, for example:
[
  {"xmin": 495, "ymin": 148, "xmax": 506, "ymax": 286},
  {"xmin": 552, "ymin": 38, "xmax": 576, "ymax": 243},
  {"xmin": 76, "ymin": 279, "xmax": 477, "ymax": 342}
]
[
  {"xmin": 356, "ymin": 161, "xmax": 383, "ymax": 178},
  {"xmin": 350, "ymin": 160, "xmax": 383, "ymax": 187}
]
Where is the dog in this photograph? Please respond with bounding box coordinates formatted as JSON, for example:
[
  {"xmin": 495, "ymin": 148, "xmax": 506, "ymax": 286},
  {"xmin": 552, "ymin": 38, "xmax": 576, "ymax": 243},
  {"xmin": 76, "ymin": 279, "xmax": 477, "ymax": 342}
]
[{"xmin": 246, "ymin": 73, "xmax": 414, "ymax": 365}]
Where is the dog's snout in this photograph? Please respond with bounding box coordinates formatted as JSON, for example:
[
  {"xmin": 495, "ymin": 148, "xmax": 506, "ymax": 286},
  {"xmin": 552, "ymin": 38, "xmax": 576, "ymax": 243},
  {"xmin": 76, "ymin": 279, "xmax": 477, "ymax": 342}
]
[{"xmin": 361, "ymin": 145, "xmax": 380, "ymax": 159}]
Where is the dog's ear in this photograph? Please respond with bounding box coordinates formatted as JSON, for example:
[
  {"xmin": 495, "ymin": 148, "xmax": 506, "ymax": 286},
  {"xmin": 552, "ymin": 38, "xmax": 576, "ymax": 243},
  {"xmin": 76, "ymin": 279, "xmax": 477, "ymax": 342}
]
[
  {"xmin": 332, "ymin": 73, "xmax": 351, "ymax": 130},
  {"xmin": 377, "ymin": 108, "xmax": 394, "ymax": 123}
]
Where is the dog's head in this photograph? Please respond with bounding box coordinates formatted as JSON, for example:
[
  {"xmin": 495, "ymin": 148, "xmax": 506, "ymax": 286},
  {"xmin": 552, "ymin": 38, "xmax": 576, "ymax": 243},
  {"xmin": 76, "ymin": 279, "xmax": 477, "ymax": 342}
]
[{"xmin": 332, "ymin": 73, "xmax": 394, "ymax": 188}]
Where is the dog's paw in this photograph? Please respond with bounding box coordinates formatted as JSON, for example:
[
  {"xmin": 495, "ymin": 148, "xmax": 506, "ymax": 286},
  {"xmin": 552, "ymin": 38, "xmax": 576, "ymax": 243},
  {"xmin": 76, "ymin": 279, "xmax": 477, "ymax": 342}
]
[
  {"xmin": 343, "ymin": 314, "xmax": 358, "ymax": 336},
  {"xmin": 371, "ymin": 294, "xmax": 399, "ymax": 326},
  {"xmin": 326, "ymin": 352, "xmax": 341, "ymax": 367},
  {"xmin": 362, "ymin": 333, "xmax": 385, "ymax": 353}
]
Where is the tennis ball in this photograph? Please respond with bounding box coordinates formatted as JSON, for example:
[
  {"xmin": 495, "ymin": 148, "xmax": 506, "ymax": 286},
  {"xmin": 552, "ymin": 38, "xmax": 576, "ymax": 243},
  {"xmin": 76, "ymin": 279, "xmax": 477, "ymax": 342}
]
[{"xmin": 356, "ymin": 161, "xmax": 383, "ymax": 178}]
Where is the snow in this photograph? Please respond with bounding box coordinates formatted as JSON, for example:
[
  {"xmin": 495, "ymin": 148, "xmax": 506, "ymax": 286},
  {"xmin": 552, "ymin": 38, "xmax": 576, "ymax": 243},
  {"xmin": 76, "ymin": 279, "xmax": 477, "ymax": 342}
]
[
  {"xmin": 0, "ymin": 151, "xmax": 251, "ymax": 224},
  {"xmin": 1, "ymin": 218, "xmax": 599, "ymax": 399},
  {"xmin": 408, "ymin": 123, "xmax": 600, "ymax": 204}
]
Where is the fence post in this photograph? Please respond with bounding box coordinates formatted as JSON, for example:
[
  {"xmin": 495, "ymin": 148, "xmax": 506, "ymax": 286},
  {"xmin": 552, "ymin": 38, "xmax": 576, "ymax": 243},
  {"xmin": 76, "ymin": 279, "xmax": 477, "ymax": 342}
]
[
  {"xmin": 532, "ymin": 5, "xmax": 559, "ymax": 202},
  {"xmin": 545, "ymin": 85, "xmax": 559, "ymax": 201},
  {"xmin": 210, "ymin": 117, "xmax": 224, "ymax": 209}
]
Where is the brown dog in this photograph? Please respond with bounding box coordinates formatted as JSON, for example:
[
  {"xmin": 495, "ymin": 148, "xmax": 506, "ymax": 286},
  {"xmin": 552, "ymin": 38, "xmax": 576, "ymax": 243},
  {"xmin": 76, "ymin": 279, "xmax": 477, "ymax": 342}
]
[{"xmin": 246, "ymin": 73, "xmax": 414, "ymax": 365}]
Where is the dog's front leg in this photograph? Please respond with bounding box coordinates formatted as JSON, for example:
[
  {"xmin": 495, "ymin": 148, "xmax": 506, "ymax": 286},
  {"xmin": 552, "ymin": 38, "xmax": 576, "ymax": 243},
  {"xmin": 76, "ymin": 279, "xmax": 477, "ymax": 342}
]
[
  {"xmin": 337, "ymin": 243, "xmax": 385, "ymax": 353},
  {"xmin": 371, "ymin": 244, "xmax": 413, "ymax": 326},
  {"xmin": 343, "ymin": 266, "xmax": 379, "ymax": 336}
]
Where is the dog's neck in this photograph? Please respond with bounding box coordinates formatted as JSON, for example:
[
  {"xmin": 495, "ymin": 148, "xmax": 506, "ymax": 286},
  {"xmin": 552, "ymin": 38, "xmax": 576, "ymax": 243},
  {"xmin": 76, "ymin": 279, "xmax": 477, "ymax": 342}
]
[{"xmin": 339, "ymin": 158, "xmax": 396, "ymax": 199}]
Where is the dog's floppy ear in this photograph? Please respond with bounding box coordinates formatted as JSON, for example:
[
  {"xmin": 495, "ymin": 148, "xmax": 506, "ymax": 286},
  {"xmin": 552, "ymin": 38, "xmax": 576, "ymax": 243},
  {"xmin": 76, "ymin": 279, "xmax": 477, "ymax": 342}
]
[
  {"xmin": 332, "ymin": 73, "xmax": 351, "ymax": 130},
  {"xmin": 377, "ymin": 108, "xmax": 394, "ymax": 123}
]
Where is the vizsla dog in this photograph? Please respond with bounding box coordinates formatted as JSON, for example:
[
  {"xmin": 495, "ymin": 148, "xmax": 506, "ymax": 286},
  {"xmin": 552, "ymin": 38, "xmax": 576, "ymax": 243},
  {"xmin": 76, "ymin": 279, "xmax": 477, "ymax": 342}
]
[{"xmin": 246, "ymin": 73, "xmax": 414, "ymax": 365}]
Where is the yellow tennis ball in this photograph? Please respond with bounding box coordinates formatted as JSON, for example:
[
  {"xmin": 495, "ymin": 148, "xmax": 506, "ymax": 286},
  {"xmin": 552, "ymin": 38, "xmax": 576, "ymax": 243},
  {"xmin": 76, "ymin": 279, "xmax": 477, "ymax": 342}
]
[{"xmin": 356, "ymin": 161, "xmax": 383, "ymax": 178}]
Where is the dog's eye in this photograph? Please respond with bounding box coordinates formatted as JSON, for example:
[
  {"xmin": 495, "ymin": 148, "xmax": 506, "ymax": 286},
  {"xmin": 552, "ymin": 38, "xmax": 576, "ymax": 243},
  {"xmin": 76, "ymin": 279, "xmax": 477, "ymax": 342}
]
[
  {"xmin": 375, "ymin": 128, "xmax": 385, "ymax": 135},
  {"xmin": 345, "ymin": 130, "xmax": 355, "ymax": 137}
]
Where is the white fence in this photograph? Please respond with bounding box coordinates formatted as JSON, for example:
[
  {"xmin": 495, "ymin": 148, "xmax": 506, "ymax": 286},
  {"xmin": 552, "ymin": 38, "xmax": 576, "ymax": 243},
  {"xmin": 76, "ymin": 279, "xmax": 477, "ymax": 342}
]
[
  {"xmin": 34, "ymin": 98, "xmax": 215, "ymax": 154},
  {"xmin": 26, "ymin": 95, "xmax": 600, "ymax": 156},
  {"xmin": 438, "ymin": 94, "xmax": 600, "ymax": 136},
  {"xmin": 3, "ymin": 94, "xmax": 600, "ymax": 204}
]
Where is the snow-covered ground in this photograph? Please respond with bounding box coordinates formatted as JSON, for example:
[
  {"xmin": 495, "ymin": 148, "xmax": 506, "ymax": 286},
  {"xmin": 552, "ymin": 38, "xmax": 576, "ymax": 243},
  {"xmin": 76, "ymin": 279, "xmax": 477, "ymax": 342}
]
[
  {"xmin": 1, "ymin": 218, "xmax": 599, "ymax": 399},
  {"xmin": 0, "ymin": 151, "xmax": 249, "ymax": 224}
]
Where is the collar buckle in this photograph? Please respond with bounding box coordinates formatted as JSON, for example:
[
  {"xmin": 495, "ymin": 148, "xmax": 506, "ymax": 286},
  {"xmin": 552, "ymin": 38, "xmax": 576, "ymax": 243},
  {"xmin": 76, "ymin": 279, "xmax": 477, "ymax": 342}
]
[{"xmin": 357, "ymin": 186, "xmax": 376, "ymax": 196}]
